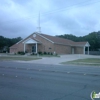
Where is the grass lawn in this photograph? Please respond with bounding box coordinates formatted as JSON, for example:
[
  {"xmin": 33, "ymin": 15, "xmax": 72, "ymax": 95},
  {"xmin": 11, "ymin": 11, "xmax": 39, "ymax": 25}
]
[
  {"xmin": 61, "ymin": 58, "xmax": 100, "ymax": 66},
  {"xmin": 37, "ymin": 55, "xmax": 60, "ymax": 57},
  {"xmin": 0, "ymin": 53, "xmax": 60, "ymax": 57},
  {"xmin": 0, "ymin": 56, "xmax": 41, "ymax": 61}
]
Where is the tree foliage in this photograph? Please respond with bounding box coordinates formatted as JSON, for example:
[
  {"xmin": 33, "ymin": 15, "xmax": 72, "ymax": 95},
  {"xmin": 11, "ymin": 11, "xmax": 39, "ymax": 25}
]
[
  {"xmin": 0, "ymin": 36, "xmax": 22, "ymax": 52},
  {"xmin": 57, "ymin": 31, "xmax": 100, "ymax": 51},
  {"xmin": 0, "ymin": 31, "xmax": 100, "ymax": 52}
]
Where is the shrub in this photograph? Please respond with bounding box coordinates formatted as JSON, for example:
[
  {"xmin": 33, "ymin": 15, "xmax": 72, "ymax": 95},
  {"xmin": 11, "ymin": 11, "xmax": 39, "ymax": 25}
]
[
  {"xmin": 48, "ymin": 52, "xmax": 50, "ymax": 55},
  {"xmin": 25, "ymin": 51, "xmax": 28, "ymax": 53},
  {"xmin": 18, "ymin": 51, "xmax": 21, "ymax": 54},
  {"xmin": 51, "ymin": 52, "xmax": 53, "ymax": 55},
  {"xmin": 44, "ymin": 51, "xmax": 47, "ymax": 55},
  {"xmin": 38, "ymin": 51, "xmax": 42, "ymax": 55},
  {"xmin": 3, "ymin": 51, "xmax": 6, "ymax": 53},
  {"xmin": 18, "ymin": 51, "xmax": 25, "ymax": 55}
]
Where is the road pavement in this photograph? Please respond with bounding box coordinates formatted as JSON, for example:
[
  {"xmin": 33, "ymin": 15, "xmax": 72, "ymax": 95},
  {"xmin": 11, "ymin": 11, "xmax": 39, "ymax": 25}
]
[{"xmin": 0, "ymin": 61, "xmax": 100, "ymax": 100}]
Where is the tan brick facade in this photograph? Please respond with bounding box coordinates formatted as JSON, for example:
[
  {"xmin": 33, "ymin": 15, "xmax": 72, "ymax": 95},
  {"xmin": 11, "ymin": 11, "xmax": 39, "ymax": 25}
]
[
  {"xmin": 54, "ymin": 44, "xmax": 71, "ymax": 54},
  {"xmin": 10, "ymin": 43, "xmax": 24, "ymax": 53},
  {"xmin": 74, "ymin": 47, "xmax": 84, "ymax": 54},
  {"xmin": 10, "ymin": 48, "xmax": 17, "ymax": 53},
  {"xmin": 10, "ymin": 33, "xmax": 88, "ymax": 54},
  {"xmin": 34, "ymin": 34, "xmax": 55, "ymax": 53}
]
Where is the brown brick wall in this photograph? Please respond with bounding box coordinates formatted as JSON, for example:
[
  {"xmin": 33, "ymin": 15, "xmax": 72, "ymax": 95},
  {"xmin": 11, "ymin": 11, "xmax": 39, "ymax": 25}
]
[
  {"xmin": 74, "ymin": 47, "xmax": 84, "ymax": 54},
  {"xmin": 54, "ymin": 44, "xmax": 71, "ymax": 54},
  {"xmin": 10, "ymin": 48, "xmax": 17, "ymax": 53},
  {"xmin": 10, "ymin": 33, "xmax": 55, "ymax": 53},
  {"xmin": 10, "ymin": 33, "xmax": 84, "ymax": 54},
  {"xmin": 33, "ymin": 34, "xmax": 55, "ymax": 53},
  {"xmin": 17, "ymin": 43, "xmax": 24, "ymax": 52},
  {"xmin": 10, "ymin": 43, "xmax": 24, "ymax": 53}
]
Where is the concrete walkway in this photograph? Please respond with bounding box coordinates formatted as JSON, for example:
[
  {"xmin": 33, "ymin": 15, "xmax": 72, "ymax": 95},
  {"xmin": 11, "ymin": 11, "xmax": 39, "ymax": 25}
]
[{"xmin": 18, "ymin": 54, "xmax": 100, "ymax": 65}]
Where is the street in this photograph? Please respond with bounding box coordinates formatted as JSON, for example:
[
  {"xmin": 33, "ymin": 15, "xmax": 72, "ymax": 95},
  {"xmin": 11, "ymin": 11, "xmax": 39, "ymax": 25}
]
[{"xmin": 0, "ymin": 61, "xmax": 100, "ymax": 100}]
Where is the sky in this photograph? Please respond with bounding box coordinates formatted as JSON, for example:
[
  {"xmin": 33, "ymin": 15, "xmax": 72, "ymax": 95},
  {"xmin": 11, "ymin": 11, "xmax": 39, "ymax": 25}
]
[{"xmin": 0, "ymin": 0, "xmax": 100, "ymax": 38}]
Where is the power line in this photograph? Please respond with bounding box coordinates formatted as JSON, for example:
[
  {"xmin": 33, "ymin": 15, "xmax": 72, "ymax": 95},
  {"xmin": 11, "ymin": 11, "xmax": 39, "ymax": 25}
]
[{"xmin": 42, "ymin": 0, "xmax": 100, "ymax": 15}]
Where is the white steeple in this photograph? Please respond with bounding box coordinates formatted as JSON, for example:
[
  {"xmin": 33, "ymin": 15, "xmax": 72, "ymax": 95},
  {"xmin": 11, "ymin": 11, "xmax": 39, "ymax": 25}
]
[{"xmin": 37, "ymin": 12, "xmax": 41, "ymax": 33}]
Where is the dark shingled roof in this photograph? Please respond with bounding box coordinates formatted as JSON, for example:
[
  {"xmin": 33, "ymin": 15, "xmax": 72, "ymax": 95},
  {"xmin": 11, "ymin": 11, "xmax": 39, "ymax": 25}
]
[
  {"xmin": 10, "ymin": 32, "xmax": 88, "ymax": 48},
  {"xmin": 10, "ymin": 44, "xmax": 18, "ymax": 48},
  {"xmin": 40, "ymin": 34, "xmax": 87, "ymax": 46}
]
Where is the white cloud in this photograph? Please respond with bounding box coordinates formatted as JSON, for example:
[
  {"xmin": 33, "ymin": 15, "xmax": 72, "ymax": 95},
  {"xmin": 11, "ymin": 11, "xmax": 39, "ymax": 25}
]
[{"xmin": 0, "ymin": 0, "xmax": 100, "ymax": 38}]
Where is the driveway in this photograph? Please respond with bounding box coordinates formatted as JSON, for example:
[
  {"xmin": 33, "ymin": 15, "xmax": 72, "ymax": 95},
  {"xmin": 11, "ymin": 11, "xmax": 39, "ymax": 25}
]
[{"xmin": 18, "ymin": 54, "xmax": 100, "ymax": 65}]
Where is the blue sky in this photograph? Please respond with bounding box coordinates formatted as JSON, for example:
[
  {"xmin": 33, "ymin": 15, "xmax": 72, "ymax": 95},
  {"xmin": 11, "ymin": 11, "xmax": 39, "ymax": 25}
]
[{"xmin": 0, "ymin": 0, "xmax": 100, "ymax": 38}]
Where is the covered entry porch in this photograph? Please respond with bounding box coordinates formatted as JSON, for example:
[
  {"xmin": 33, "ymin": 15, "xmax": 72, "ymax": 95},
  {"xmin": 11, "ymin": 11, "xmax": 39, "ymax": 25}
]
[
  {"xmin": 71, "ymin": 42, "xmax": 90, "ymax": 55},
  {"xmin": 23, "ymin": 38, "xmax": 41, "ymax": 54}
]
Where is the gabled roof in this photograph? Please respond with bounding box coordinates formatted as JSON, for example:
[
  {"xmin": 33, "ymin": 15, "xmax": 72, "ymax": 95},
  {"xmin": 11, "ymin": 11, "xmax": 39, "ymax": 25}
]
[
  {"xmin": 73, "ymin": 42, "xmax": 89, "ymax": 46},
  {"xmin": 40, "ymin": 34, "xmax": 74, "ymax": 46},
  {"xmin": 38, "ymin": 33, "xmax": 89, "ymax": 47},
  {"xmin": 23, "ymin": 38, "xmax": 37, "ymax": 44},
  {"xmin": 10, "ymin": 32, "xmax": 90, "ymax": 48},
  {"xmin": 10, "ymin": 44, "xmax": 18, "ymax": 48}
]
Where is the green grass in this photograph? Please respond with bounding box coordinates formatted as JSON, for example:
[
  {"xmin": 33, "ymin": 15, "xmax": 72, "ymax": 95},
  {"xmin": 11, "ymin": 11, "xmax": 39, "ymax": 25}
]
[
  {"xmin": 37, "ymin": 55, "xmax": 60, "ymax": 57},
  {"xmin": 61, "ymin": 58, "xmax": 100, "ymax": 66},
  {"xmin": 0, "ymin": 56, "xmax": 41, "ymax": 61},
  {"xmin": 0, "ymin": 53, "xmax": 60, "ymax": 57}
]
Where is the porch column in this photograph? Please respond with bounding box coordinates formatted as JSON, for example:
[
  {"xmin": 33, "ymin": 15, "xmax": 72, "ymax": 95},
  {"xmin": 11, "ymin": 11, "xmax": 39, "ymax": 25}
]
[
  {"xmin": 88, "ymin": 46, "xmax": 89, "ymax": 55},
  {"xmin": 36, "ymin": 43, "xmax": 37, "ymax": 53},
  {"xmin": 24, "ymin": 43, "xmax": 26, "ymax": 53},
  {"xmin": 83, "ymin": 46, "xmax": 85, "ymax": 54}
]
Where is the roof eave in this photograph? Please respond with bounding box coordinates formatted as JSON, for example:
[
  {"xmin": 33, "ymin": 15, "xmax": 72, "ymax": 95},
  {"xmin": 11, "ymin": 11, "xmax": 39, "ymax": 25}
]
[
  {"xmin": 54, "ymin": 42, "xmax": 72, "ymax": 46},
  {"xmin": 36, "ymin": 33, "xmax": 54, "ymax": 43}
]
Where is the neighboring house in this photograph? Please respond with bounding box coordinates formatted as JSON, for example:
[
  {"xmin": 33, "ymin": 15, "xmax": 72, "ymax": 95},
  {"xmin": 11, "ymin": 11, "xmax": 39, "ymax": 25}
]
[{"xmin": 10, "ymin": 32, "xmax": 90, "ymax": 54}]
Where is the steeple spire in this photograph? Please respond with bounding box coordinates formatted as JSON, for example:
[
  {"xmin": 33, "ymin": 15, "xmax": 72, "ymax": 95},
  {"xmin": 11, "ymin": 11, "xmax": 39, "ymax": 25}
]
[{"xmin": 37, "ymin": 11, "xmax": 41, "ymax": 33}]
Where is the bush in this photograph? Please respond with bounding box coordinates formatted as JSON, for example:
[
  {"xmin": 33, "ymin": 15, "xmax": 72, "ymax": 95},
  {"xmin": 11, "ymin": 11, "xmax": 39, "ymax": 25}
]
[
  {"xmin": 44, "ymin": 51, "xmax": 47, "ymax": 55},
  {"xmin": 38, "ymin": 51, "xmax": 42, "ymax": 55},
  {"xmin": 18, "ymin": 51, "xmax": 25, "ymax": 55},
  {"xmin": 17, "ymin": 51, "xmax": 20, "ymax": 54},
  {"xmin": 3, "ymin": 51, "xmax": 6, "ymax": 53},
  {"xmin": 51, "ymin": 52, "xmax": 53, "ymax": 55},
  {"xmin": 48, "ymin": 52, "xmax": 50, "ymax": 55},
  {"xmin": 25, "ymin": 51, "xmax": 28, "ymax": 53}
]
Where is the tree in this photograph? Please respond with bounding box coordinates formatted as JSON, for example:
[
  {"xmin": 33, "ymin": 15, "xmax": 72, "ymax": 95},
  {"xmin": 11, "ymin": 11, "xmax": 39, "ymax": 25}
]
[
  {"xmin": 57, "ymin": 31, "xmax": 100, "ymax": 51},
  {"xmin": 0, "ymin": 36, "xmax": 22, "ymax": 52}
]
